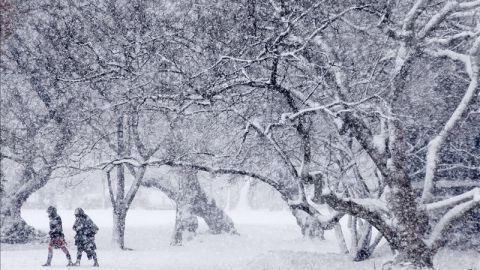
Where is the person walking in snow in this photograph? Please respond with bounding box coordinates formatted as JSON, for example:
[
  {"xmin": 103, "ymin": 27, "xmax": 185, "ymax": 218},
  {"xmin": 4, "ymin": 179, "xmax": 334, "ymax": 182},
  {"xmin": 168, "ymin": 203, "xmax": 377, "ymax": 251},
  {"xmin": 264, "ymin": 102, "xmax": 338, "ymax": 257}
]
[
  {"xmin": 42, "ymin": 206, "xmax": 74, "ymax": 266},
  {"xmin": 72, "ymin": 208, "xmax": 99, "ymax": 267}
]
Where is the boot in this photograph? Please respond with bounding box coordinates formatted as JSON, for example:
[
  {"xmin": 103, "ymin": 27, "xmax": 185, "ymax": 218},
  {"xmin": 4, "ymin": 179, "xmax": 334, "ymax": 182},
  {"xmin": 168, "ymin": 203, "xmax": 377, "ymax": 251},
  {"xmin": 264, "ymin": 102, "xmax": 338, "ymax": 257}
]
[
  {"xmin": 73, "ymin": 252, "xmax": 82, "ymax": 266},
  {"xmin": 92, "ymin": 252, "xmax": 99, "ymax": 267},
  {"xmin": 66, "ymin": 253, "xmax": 73, "ymax": 266},
  {"xmin": 42, "ymin": 253, "xmax": 52, "ymax": 266}
]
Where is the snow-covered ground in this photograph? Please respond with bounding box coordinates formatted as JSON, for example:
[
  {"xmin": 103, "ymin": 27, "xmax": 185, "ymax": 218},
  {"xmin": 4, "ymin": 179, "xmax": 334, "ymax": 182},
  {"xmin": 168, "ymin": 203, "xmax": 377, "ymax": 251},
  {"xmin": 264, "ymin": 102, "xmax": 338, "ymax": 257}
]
[{"xmin": 1, "ymin": 209, "xmax": 479, "ymax": 270}]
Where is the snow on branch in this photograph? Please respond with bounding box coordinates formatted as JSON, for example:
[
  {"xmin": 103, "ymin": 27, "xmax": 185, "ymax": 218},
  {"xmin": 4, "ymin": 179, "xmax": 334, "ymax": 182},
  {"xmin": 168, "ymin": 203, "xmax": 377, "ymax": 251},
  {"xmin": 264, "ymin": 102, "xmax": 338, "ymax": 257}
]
[
  {"xmin": 280, "ymin": 5, "xmax": 369, "ymax": 58},
  {"xmin": 347, "ymin": 198, "xmax": 390, "ymax": 215},
  {"xmin": 426, "ymin": 198, "xmax": 480, "ymax": 250},
  {"xmin": 141, "ymin": 178, "xmax": 178, "ymax": 200},
  {"xmin": 426, "ymin": 31, "xmax": 478, "ymax": 46},
  {"xmin": 287, "ymin": 198, "xmax": 345, "ymax": 230},
  {"xmin": 426, "ymin": 187, "xmax": 480, "ymax": 211},
  {"xmin": 277, "ymin": 84, "xmax": 389, "ymax": 177},
  {"xmin": 421, "ymin": 38, "xmax": 479, "ymax": 203},
  {"xmin": 417, "ymin": 1, "xmax": 458, "ymax": 40},
  {"xmin": 402, "ymin": 0, "xmax": 429, "ymax": 32},
  {"xmin": 124, "ymin": 166, "xmax": 147, "ymax": 207},
  {"xmin": 321, "ymin": 189, "xmax": 398, "ymax": 246},
  {"xmin": 458, "ymin": 0, "xmax": 480, "ymax": 10},
  {"xmin": 239, "ymin": 114, "xmax": 299, "ymax": 179},
  {"xmin": 151, "ymin": 160, "xmax": 286, "ymax": 196},
  {"xmin": 315, "ymin": 211, "xmax": 345, "ymax": 230},
  {"xmin": 282, "ymin": 95, "xmax": 380, "ymax": 120},
  {"xmin": 101, "ymin": 157, "xmax": 144, "ymax": 171},
  {"xmin": 100, "ymin": 157, "xmax": 287, "ymax": 199}
]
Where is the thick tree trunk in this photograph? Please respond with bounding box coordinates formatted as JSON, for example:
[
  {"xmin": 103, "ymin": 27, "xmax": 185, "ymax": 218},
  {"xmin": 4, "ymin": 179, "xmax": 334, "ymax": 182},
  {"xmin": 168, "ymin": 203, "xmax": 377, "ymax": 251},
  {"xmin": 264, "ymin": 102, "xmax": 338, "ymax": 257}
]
[
  {"xmin": 290, "ymin": 208, "xmax": 325, "ymax": 239},
  {"xmin": 386, "ymin": 120, "xmax": 434, "ymax": 269},
  {"xmin": 171, "ymin": 171, "xmax": 198, "ymax": 245},
  {"xmin": 0, "ymin": 167, "xmax": 49, "ymax": 244},
  {"xmin": 171, "ymin": 199, "xmax": 198, "ymax": 246},
  {"xmin": 142, "ymin": 171, "xmax": 237, "ymax": 238},
  {"xmin": 0, "ymin": 196, "xmax": 45, "ymax": 243},
  {"xmin": 192, "ymin": 197, "xmax": 236, "ymax": 234},
  {"xmin": 387, "ymin": 246, "xmax": 434, "ymax": 270},
  {"xmin": 170, "ymin": 169, "xmax": 237, "ymax": 245},
  {"xmin": 188, "ymin": 177, "xmax": 236, "ymax": 234}
]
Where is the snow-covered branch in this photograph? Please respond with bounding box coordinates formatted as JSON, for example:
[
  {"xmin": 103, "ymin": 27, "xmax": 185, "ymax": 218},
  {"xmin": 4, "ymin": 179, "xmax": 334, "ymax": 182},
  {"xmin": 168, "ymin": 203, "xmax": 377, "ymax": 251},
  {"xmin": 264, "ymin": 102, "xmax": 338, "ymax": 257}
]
[
  {"xmin": 321, "ymin": 189, "xmax": 397, "ymax": 247},
  {"xmin": 106, "ymin": 158, "xmax": 285, "ymax": 198},
  {"xmin": 240, "ymin": 116, "xmax": 300, "ymax": 179},
  {"xmin": 426, "ymin": 197, "xmax": 480, "ymax": 250},
  {"xmin": 283, "ymin": 95, "xmax": 380, "ymax": 120},
  {"xmin": 417, "ymin": 1, "xmax": 458, "ymax": 40},
  {"xmin": 426, "ymin": 31, "xmax": 478, "ymax": 45},
  {"xmin": 124, "ymin": 165, "xmax": 147, "ymax": 207},
  {"xmin": 281, "ymin": 5, "xmax": 369, "ymax": 58},
  {"xmin": 402, "ymin": 0, "xmax": 429, "ymax": 32},
  {"xmin": 458, "ymin": 0, "xmax": 480, "ymax": 10},
  {"xmin": 421, "ymin": 37, "xmax": 479, "ymax": 203},
  {"xmin": 101, "ymin": 157, "xmax": 144, "ymax": 171},
  {"xmin": 142, "ymin": 178, "xmax": 178, "ymax": 200},
  {"xmin": 425, "ymin": 187, "xmax": 480, "ymax": 211}
]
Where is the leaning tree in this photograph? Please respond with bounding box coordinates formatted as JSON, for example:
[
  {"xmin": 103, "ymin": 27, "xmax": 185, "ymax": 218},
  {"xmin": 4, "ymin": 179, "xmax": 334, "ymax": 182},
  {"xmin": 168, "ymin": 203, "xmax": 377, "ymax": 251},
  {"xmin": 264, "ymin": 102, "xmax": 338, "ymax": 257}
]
[
  {"xmin": 0, "ymin": 2, "xmax": 83, "ymax": 241},
  {"xmin": 212, "ymin": 0, "xmax": 480, "ymax": 269}
]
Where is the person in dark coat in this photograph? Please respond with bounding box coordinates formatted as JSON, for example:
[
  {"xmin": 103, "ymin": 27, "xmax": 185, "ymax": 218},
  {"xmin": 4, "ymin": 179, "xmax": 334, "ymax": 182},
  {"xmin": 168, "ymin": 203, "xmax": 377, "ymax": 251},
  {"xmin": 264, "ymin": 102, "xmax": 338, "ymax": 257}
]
[
  {"xmin": 72, "ymin": 208, "xmax": 99, "ymax": 267},
  {"xmin": 42, "ymin": 206, "xmax": 73, "ymax": 266}
]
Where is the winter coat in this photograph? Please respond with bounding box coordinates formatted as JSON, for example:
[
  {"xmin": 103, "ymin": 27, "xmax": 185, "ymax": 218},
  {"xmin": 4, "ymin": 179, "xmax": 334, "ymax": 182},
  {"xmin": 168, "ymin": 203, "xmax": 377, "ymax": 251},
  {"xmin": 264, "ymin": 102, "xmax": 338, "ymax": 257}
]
[
  {"xmin": 48, "ymin": 215, "xmax": 65, "ymax": 239},
  {"xmin": 73, "ymin": 212, "xmax": 99, "ymax": 253}
]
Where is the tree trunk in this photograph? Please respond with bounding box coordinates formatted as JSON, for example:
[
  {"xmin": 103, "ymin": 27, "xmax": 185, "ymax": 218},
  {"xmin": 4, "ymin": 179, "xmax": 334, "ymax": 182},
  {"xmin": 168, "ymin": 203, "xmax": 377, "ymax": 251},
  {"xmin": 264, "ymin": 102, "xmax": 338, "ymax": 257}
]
[
  {"xmin": 386, "ymin": 120, "xmax": 434, "ymax": 269},
  {"xmin": 333, "ymin": 223, "xmax": 349, "ymax": 254},
  {"xmin": 351, "ymin": 219, "xmax": 373, "ymax": 261},
  {"xmin": 385, "ymin": 244, "xmax": 434, "ymax": 270},
  {"xmin": 142, "ymin": 177, "xmax": 237, "ymax": 238},
  {"xmin": 112, "ymin": 205, "xmax": 127, "ymax": 249},
  {"xmin": 192, "ymin": 197, "xmax": 236, "ymax": 234},
  {"xmin": 170, "ymin": 169, "xmax": 237, "ymax": 245},
  {"xmin": 188, "ymin": 177, "xmax": 236, "ymax": 234},
  {"xmin": 290, "ymin": 208, "xmax": 325, "ymax": 239},
  {"xmin": 0, "ymin": 196, "xmax": 45, "ymax": 243},
  {"xmin": 170, "ymin": 170, "xmax": 199, "ymax": 245},
  {"xmin": 171, "ymin": 200, "xmax": 198, "ymax": 246}
]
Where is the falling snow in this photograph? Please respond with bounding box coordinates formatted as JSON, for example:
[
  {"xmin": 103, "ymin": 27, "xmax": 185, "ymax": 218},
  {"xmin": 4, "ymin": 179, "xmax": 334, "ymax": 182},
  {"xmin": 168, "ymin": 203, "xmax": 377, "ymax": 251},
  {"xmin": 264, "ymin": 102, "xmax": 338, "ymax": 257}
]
[{"xmin": 1, "ymin": 1, "xmax": 479, "ymax": 270}]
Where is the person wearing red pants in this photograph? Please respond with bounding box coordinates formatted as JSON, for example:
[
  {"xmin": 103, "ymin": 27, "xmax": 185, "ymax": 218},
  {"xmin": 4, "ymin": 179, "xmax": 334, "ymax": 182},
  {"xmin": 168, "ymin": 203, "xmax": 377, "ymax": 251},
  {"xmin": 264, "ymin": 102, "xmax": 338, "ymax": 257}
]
[{"xmin": 42, "ymin": 206, "xmax": 73, "ymax": 267}]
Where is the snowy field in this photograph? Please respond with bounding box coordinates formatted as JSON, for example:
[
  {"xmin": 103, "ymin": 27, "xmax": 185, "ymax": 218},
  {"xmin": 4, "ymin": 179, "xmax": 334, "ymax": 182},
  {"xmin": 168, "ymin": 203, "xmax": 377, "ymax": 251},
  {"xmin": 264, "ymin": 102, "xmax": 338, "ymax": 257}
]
[{"xmin": 1, "ymin": 209, "xmax": 479, "ymax": 270}]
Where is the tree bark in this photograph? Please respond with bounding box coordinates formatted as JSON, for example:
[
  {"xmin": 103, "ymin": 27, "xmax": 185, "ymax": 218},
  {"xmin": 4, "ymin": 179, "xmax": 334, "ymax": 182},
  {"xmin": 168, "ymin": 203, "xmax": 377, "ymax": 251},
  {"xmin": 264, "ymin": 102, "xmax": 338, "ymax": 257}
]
[
  {"xmin": 290, "ymin": 208, "xmax": 325, "ymax": 239},
  {"xmin": 0, "ymin": 166, "xmax": 50, "ymax": 244},
  {"xmin": 387, "ymin": 119, "xmax": 434, "ymax": 269},
  {"xmin": 171, "ymin": 197, "xmax": 198, "ymax": 246},
  {"xmin": 0, "ymin": 195, "xmax": 45, "ymax": 243},
  {"xmin": 112, "ymin": 204, "xmax": 127, "ymax": 249},
  {"xmin": 187, "ymin": 177, "xmax": 236, "ymax": 235},
  {"xmin": 170, "ymin": 170, "xmax": 199, "ymax": 246},
  {"xmin": 142, "ymin": 171, "xmax": 237, "ymax": 246}
]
